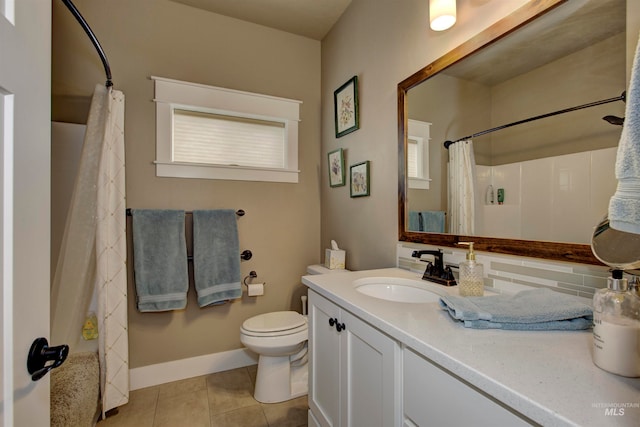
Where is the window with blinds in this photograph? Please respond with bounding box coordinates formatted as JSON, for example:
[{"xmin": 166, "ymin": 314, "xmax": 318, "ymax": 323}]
[{"xmin": 152, "ymin": 76, "xmax": 301, "ymax": 183}]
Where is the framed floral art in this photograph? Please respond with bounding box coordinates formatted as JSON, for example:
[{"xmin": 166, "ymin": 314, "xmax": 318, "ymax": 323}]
[
  {"xmin": 328, "ymin": 148, "xmax": 346, "ymax": 187},
  {"xmin": 334, "ymin": 76, "xmax": 359, "ymax": 138},
  {"xmin": 350, "ymin": 161, "xmax": 370, "ymax": 198}
]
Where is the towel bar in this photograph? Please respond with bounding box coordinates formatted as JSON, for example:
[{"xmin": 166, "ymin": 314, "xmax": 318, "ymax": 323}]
[
  {"xmin": 186, "ymin": 249, "xmax": 252, "ymax": 262},
  {"xmin": 125, "ymin": 208, "xmax": 245, "ymax": 217}
]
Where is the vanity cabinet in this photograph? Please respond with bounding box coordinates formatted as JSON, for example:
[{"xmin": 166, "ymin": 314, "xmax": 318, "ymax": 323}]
[
  {"xmin": 403, "ymin": 347, "xmax": 531, "ymax": 426},
  {"xmin": 308, "ymin": 290, "xmax": 401, "ymax": 427},
  {"xmin": 309, "ymin": 289, "xmax": 532, "ymax": 427}
]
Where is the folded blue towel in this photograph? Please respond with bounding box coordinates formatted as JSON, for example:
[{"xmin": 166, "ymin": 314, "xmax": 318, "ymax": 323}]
[
  {"xmin": 609, "ymin": 32, "xmax": 640, "ymax": 234},
  {"xmin": 132, "ymin": 209, "xmax": 189, "ymax": 312},
  {"xmin": 439, "ymin": 288, "xmax": 593, "ymax": 330},
  {"xmin": 192, "ymin": 210, "xmax": 242, "ymax": 307}
]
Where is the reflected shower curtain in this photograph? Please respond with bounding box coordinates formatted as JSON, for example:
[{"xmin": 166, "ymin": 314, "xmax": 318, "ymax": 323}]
[
  {"xmin": 51, "ymin": 84, "xmax": 128, "ymax": 415},
  {"xmin": 448, "ymin": 139, "xmax": 477, "ymax": 235}
]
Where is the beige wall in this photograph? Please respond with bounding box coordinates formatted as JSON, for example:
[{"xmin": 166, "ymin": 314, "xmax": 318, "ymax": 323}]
[
  {"xmin": 320, "ymin": 0, "xmax": 530, "ymax": 270},
  {"xmin": 52, "ymin": 0, "xmax": 321, "ymax": 368}
]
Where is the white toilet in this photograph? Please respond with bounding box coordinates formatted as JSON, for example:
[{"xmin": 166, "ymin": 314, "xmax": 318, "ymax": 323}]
[{"xmin": 240, "ymin": 264, "xmax": 348, "ymax": 403}]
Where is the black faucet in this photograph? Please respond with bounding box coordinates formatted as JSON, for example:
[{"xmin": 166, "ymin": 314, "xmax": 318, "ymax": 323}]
[{"xmin": 411, "ymin": 249, "xmax": 457, "ymax": 286}]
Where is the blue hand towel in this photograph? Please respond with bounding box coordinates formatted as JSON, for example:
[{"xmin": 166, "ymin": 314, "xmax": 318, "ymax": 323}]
[
  {"xmin": 421, "ymin": 211, "xmax": 445, "ymax": 233},
  {"xmin": 439, "ymin": 288, "xmax": 593, "ymax": 330},
  {"xmin": 609, "ymin": 32, "xmax": 640, "ymax": 234},
  {"xmin": 192, "ymin": 210, "xmax": 242, "ymax": 307},
  {"xmin": 408, "ymin": 211, "xmax": 423, "ymax": 231},
  {"xmin": 131, "ymin": 209, "xmax": 189, "ymax": 312}
]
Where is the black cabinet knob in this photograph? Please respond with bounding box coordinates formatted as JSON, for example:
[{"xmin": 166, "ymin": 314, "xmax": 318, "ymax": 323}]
[{"xmin": 328, "ymin": 318, "xmax": 345, "ymax": 332}]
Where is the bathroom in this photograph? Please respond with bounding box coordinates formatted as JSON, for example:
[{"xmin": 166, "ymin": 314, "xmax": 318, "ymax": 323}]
[{"xmin": 23, "ymin": 0, "xmax": 637, "ymax": 425}]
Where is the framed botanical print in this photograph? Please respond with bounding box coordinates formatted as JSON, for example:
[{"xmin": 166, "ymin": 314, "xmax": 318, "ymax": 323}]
[
  {"xmin": 328, "ymin": 148, "xmax": 346, "ymax": 187},
  {"xmin": 334, "ymin": 76, "xmax": 359, "ymax": 138},
  {"xmin": 350, "ymin": 161, "xmax": 370, "ymax": 198}
]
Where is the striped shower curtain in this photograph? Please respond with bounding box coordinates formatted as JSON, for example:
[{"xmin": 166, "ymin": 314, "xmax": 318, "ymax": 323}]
[
  {"xmin": 51, "ymin": 84, "xmax": 128, "ymax": 416},
  {"xmin": 448, "ymin": 139, "xmax": 477, "ymax": 235}
]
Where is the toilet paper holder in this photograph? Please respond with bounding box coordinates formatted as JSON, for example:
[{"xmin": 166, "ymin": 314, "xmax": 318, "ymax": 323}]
[
  {"xmin": 243, "ymin": 271, "xmax": 263, "ymax": 286},
  {"xmin": 243, "ymin": 271, "xmax": 265, "ymax": 297}
]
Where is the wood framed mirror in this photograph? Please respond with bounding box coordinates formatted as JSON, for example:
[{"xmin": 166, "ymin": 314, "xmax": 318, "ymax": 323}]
[{"xmin": 398, "ymin": 0, "xmax": 627, "ymax": 265}]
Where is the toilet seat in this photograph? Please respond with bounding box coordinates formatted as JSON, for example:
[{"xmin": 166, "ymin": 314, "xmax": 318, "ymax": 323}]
[{"xmin": 241, "ymin": 311, "xmax": 307, "ymax": 337}]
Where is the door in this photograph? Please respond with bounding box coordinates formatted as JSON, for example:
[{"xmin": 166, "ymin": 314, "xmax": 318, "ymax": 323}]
[{"xmin": 0, "ymin": 2, "xmax": 52, "ymax": 426}]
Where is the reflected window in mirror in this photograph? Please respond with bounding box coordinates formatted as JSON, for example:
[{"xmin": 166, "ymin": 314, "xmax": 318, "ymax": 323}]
[{"xmin": 407, "ymin": 120, "xmax": 431, "ymax": 190}]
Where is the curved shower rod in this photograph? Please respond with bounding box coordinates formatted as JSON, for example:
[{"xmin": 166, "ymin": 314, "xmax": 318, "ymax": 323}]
[
  {"xmin": 444, "ymin": 91, "xmax": 626, "ymax": 149},
  {"xmin": 60, "ymin": 0, "xmax": 113, "ymax": 87}
]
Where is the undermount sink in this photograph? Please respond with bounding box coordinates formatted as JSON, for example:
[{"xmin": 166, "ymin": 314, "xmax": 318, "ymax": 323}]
[{"xmin": 353, "ymin": 277, "xmax": 443, "ymax": 303}]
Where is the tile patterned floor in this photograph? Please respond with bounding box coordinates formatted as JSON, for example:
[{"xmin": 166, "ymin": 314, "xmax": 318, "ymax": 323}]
[{"xmin": 97, "ymin": 366, "xmax": 308, "ymax": 427}]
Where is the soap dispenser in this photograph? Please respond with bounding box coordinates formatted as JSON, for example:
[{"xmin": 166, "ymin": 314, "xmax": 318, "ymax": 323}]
[
  {"xmin": 592, "ymin": 270, "xmax": 640, "ymax": 377},
  {"xmin": 458, "ymin": 242, "xmax": 484, "ymax": 297}
]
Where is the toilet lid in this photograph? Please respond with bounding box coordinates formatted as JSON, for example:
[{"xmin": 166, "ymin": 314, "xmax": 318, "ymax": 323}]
[{"xmin": 242, "ymin": 311, "xmax": 306, "ymax": 333}]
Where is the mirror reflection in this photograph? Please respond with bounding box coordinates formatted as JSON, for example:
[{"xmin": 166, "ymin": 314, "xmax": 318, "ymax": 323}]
[{"xmin": 404, "ymin": 0, "xmax": 626, "ymax": 246}]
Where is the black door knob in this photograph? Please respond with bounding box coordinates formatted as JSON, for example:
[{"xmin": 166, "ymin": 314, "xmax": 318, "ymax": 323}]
[{"xmin": 27, "ymin": 337, "xmax": 69, "ymax": 381}]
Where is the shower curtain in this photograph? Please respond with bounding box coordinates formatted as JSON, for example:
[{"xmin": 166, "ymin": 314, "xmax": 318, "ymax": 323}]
[
  {"xmin": 51, "ymin": 84, "xmax": 128, "ymax": 415},
  {"xmin": 448, "ymin": 139, "xmax": 477, "ymax": 235}
]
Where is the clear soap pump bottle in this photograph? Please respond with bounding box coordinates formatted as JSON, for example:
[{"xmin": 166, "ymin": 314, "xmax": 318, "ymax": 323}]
[
  {"xmin": 592, "ymin": 269, "xmax": 640, "ymax": 377},
  {"xmin": 458, "ymin": 242, "xmax": 484, "ymax": 297}
]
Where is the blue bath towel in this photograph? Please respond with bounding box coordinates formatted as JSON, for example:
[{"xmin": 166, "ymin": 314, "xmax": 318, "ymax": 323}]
[
  {"xmin": 609, "ymin": 32, "xmax": 640, "ymax": 234},
  {"xmin": 408, "ymin": 211, "xmax": 445, "ymax": 232},
  {"xmin": 439, "ymin": 288, "xmax": 593, "ymax": 330},
  {"xmin": 408, "ymin": 211, "xmax": 423, "ymax": 231},
  {"xmin": 192, "ymin": 210, "xmax": 242, "ymax": 307},
  {"xmin": 421, "ymin": 211, "xmax": 445, "ymax": 233},
  {"xmin": 131, "ymin": 209, "xmax": 189, "ymax": 312}
]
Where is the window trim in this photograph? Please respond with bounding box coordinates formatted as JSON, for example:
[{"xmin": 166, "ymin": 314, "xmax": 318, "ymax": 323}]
[{"xmin": 152, "ymin": 76, "xmax": 302, "ymax": 183}]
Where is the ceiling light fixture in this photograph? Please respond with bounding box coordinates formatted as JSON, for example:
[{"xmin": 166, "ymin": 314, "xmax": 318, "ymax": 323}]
[{"xmin": 429, "ymin": 0, "xmax": 456, "ymax": 31}]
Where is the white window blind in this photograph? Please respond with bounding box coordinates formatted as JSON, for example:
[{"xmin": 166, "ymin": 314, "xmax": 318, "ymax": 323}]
[
  {"xmin": 407, "ymin": 138, "xmax": 419, "ymax": 178},
  {"xmin": 173, "ymin": 110, "xmax": 286, "ymax": 168}
]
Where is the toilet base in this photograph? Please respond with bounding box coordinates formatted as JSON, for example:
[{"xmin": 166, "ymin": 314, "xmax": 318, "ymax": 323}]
[{"xmin": 253, "ymin": 354, "xmax": 308, "ymax": 403}]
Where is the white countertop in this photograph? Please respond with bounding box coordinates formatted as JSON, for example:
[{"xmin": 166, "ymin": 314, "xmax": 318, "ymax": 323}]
[{"xmin": 302, "ymin": 268, "xmax": 640, "ymax": 427}]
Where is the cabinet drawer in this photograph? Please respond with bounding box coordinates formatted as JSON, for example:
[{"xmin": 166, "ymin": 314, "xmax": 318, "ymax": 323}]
[{"xmin": 403, "ymin": 348, "xmax": 531, "ymax": 426}]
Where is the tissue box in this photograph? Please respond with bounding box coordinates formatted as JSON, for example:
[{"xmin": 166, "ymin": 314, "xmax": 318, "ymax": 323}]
[{"xmin": 325, "ymin": 249, "xmax": 346, "ymax": 270}]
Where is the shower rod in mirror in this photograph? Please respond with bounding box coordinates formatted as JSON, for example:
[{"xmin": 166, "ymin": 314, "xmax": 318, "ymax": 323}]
[
  {"xmin": 60, "ymin": 0, "xmax": 113, "ymax": 87},
  {"xmin": 444, "ymin": 91, "xmax": 626, "ymax": 148}
]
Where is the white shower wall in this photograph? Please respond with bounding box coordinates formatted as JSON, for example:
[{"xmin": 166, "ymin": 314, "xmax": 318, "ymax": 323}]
[{"xmin": 476, "ymin": 147, "xmax": 617, "ymax": 244}]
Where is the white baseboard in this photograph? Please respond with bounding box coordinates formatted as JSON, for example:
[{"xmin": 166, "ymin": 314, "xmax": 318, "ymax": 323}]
[{"xmin": 129, "ymin": 348, "xmax": 258, "ymax": 390}]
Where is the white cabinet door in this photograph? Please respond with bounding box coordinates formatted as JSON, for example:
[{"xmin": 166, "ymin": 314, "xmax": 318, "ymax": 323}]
[
  {"xmin": 308, "ymin": 290, "xmax": 401, "ymax": 427},
  {"xmin": 309, "ymin": 290, "xmax": 342, "ymax": 427},
  {"xmin": 403, "ymin": 347, "xmax": 531, "ymax": 426},
  {"xmin": 342, "ymin": 310, "xmax": 401, "ymax": 427}
]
